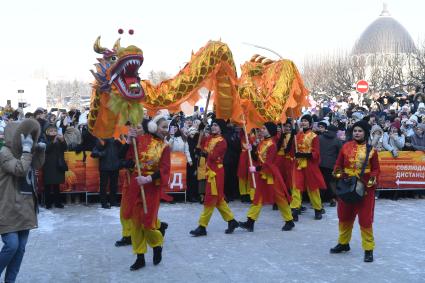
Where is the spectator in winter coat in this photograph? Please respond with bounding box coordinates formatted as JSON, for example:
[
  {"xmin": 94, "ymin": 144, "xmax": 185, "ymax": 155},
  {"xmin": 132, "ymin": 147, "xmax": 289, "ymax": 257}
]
[
  {"xmin": 370, "ymin": 125, "xmax": 385, "ymax": 152},
  {"xmin": 91, "ymin": 138, "xmax": 127, "ymax": 208},
  {"xmin": 406, "ymin": 123, "xmax": 425, "ymax": 151},
  {"xmin": 166, "ymin": 125, "xmax": 192, "ymax": 165},
  {"xmin": 319, "ymin": 125, "xmax": 342, "ymax": 206},
  {"xmin": 42, "ymin": 124, "xmax": 67, "ymax": 209},
  {"xmin": 0, "ymin": 119, "xmax": 45, "ymax": 283},
  {"xmin": 383, "ymin": 121, "xmax": 405, "ymax": 158}
]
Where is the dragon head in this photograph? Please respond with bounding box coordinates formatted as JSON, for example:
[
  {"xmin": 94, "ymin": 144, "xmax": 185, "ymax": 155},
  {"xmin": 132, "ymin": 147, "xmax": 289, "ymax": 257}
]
[{"xmin": 91, "ymin": 36, "xmax": 144, "ymax": 100}]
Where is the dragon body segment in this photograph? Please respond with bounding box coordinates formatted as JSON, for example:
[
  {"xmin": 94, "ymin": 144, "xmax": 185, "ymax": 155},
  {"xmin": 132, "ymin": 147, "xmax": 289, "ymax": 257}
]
[{"xmin": 88, "ymin": 39, "xmax": 309, "ymax": 138}]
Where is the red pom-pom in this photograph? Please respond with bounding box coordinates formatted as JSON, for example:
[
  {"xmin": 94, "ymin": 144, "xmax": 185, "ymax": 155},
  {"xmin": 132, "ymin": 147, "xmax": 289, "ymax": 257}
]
[
  {"xmin": 128, "ymin": 29, "xmax": 134, "ymax": 35},
  {"xmin": 118, "ymin": 28, "xmax": 124, "ymax": 34}
]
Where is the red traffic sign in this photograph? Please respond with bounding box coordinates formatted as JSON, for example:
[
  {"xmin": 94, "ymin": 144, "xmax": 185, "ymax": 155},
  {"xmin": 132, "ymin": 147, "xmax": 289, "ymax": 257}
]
[{"xmin": 356, "ymin": 80, "xmax": 369, "ymax": 94}]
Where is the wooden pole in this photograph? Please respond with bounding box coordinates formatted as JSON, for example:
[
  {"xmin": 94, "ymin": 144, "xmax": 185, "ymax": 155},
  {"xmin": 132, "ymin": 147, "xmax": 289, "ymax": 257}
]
[
  {"xmin": 132, "ymin": 136, "xmax": 148, "ymax": 214},
  {"xmin": 290, "ymin": 108, "xmax": 298, "ymax": 153},
  {"xmin": 196, "ymin": 90, "xmax": 212, "ymax": 149},
  {"xmin": 241, "ymin": 114, "xmax": 256, "ymax": 189}
]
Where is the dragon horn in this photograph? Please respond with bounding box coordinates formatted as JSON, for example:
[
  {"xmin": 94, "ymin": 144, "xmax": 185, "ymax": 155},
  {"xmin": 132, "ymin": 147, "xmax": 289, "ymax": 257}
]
[
  {"xmin": 113, "ymin": 38, "xmax": 121, "ymax": 51},
  {"xmin": 94, "ymin": 36, "xmax": 108, "ymax": 54}
]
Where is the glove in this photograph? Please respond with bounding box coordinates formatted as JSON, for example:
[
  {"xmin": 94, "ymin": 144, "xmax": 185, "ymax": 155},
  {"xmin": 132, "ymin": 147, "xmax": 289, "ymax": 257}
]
[
  {"xmin": 21, "ymin": 134, "xmax": 34, "ymax": 153},
  {"xmin": 391, "ymin": 149, "xmax": 399, "ymax": 158},
  {"xmin": 200, "ymin": 151, "xmax": 208, "ymax": 158},
  {"xmin": 35, "ymin": 142, "xmax": 46, "ymax": 151},
  {"xmin": 136, "ymin": 175, "xmax": 153, "ymax": 185},
  {"xmin": 249, "ymin": 166, "xmax": 256, "ymax": 173},
  {"xmin": 198, "ymin": 122, "xmax": 206, "ymax": 131},
  {"xmin": 295, "ymin": 152, "xmax": 312, "ymax": 159}
]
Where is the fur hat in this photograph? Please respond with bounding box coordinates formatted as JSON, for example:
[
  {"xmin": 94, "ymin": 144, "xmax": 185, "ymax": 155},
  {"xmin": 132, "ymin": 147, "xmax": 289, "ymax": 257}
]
[
  {"xmin": 327, "ymin": 125, "xmax": 338, "ymax": 132},
  {"xmin": 300, "ymin": 114, "xmax": 313, "ymax": 126},
  {"xmin": 264, "ymin": 122, "xmax": 277, "ymax": 137},
  {"xmin": 147, "ymin": 114, "xmax": 168, "ymax": 134},
  {"xmin": 352, "ymin": 120, "xmax": 371, "ymax": 138},
  {"xmin": 211, "ymin": 119, "xmax": 226, "ymax": 134}
]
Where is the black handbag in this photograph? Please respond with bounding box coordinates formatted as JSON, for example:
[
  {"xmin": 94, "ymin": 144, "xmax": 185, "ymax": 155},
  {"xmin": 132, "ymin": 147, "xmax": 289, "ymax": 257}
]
[{"xmin": 336, "ymin": 145, "xmax": 371, "ymax": 204}]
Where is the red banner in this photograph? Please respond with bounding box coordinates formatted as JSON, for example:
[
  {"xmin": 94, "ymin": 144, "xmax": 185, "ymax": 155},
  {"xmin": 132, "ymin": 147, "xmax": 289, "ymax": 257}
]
[
  {"xmin": 37, "ymin": 151, "xmax": 187, "ymax": 193},
  {"xmin": 378, "ymin": 151, "xmax": 425, "ymax": 189}
]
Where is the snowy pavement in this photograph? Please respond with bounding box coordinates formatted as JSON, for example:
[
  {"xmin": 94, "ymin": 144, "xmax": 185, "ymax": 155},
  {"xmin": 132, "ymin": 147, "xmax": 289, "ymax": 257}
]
[{"xmin": 9, "ymin": 199, "xmax": 425, "ymax": 283}]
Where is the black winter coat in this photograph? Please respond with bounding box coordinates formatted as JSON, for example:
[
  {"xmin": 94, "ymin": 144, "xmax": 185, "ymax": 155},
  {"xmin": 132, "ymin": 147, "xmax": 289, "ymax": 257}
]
[
  {"xmin": 43, "ymin": 138, "xmax": 67, "ymax": 185},
  {"xmin": 319, "ymin": 130, "xmax": 342, "ymax": 169},
  {"xmin": 91, "ymin": 138, "xmax": 127, "ymax": 171}
]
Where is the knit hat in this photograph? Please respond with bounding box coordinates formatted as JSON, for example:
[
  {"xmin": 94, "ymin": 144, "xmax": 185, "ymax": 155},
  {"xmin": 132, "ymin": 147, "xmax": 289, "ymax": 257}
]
[
  {"xmin": 300, "ymin": 114, "xmax": 313, "ymax": 126},
  {"xmin": 327, "ymin": 125, "xmax": 338, "ymax": 132},
  {"xmin": 45, "ymin": 124, "xmax": 58, "ymax": 135},
  {"xmin": 391, "ymin": 120, "xmax": 401, "ymax": 130},
  {"xmin": 352, "ymin": 120, "xmax": 371, "ymax": 138},
  {"xmin": 418, "ymin": 102, "xmax": 425, "ymax": 110},
  {"xmin": 318, "ymin": 120, "xmax": 329, "ymax": 129},
  {"xmin": 264, "ymin": 122, "xmax": 277, "ymax": 137}
]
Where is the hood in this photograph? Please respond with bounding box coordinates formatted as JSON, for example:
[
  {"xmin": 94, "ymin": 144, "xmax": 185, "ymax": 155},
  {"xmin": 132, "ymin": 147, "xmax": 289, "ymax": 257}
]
[
  {"xmin": 323, "ymin": 130, "xmax": 336, "ymax": 139},
  {"xmin": 4, "ymin": 118, "xmax": 40, "ymax": 157},
  {"xmin": 371, "ymin": 125, "xmax": 383, "ymax": 136}
]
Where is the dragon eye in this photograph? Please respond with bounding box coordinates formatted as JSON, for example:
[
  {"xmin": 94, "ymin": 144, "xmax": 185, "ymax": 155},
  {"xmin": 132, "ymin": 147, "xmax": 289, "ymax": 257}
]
[{"xmin": 110, "ymin": 56, "xmax": 117, "ymax": 61}]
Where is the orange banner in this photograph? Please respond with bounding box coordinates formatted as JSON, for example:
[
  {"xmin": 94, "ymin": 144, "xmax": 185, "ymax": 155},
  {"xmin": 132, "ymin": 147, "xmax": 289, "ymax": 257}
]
[
  {"xmin": 378, "ymin": 151, "xmax": 425, "ymax": 189},
  {"xmin": 166, "ymin": 152, "xmax": 187, "ymax": 193}
]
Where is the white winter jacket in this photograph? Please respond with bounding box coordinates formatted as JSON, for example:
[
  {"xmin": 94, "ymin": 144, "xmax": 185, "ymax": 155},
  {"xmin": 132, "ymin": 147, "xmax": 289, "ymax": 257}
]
[{"xmin": 166, "ymin": 136, "xmax": 192, "ymax": 164}]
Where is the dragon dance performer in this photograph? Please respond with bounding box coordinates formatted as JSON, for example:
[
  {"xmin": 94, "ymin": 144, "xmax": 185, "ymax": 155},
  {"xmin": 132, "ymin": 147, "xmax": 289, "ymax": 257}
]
[
  {"xmin": 239, "ymin": 122, "xmax": 295, "ymax": 232},
  {"xmin": 237, "ymin": 129, "xmax": 255, "ymax": 203},
  {"xmin": 331, "ymin": 120, "xmax": 379, "ymax": 263},
  {"xmin": 275, "ymin": 119, "xmax": 295, "ymax": 192},
  {"xmin": 122, "ymin": 114, "xmax": 170, "ymax": 271},
  {"xmin": 291, "ymin": 114, "xmax": 326, "ymax": 221},
  {"xmin": 190, "ymin": 119, "xmax": 240, "ymax": 236}
]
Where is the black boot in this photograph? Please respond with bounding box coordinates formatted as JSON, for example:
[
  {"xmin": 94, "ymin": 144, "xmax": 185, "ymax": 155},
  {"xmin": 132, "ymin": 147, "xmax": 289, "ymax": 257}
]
[
  {"xmin": 130, "ymin": 254, "xmax": 145, "ymax": 271},
  {"xmin": 190, "ymin": 225, "xmax": 207, "ymax": 237},
  {"xmin": 282, "ymin": 220, "xmax": 295, "ymax": 231},
  {"xmin": 272, "ymin": 203, "xmax": 278, "ymax": 210},
  {"xmin": 225, "ymin": 219, "xmax": 239, "ymax": 234},
  {"xmin": 330, "ymin": 244, "xmax": 350, "ymax": 254},
  {"xmin": 292, "ymin": 208, "xmax": 299, "ymax": 222},
  {"xmin": 115, "ymin": 236, "xmax": 131, "ymax": 247},
  {"xmin": 314, "ymin": 209, "xmax": 322, "ymax": 220},
  {"xmin": 159, "ymin": 222, "xmax": 168, "ymax": 237},
  {"xmin": 300, "ymin": 206, "xmax": 307, "ymax": 213},
  {"xmin": 239, "ymin": 218, "xmax": 255, "ymax": 232},
  {"xmin": 153, "ymin": 246, "xmax": 162, "ymax": 265},
  {"xmin": 321, "ymin": 208, "xmax": 326, "ymax": 214},
  {"xmin": 329, "ymin": 199, "xmax": 336, "ymax": 207},
  {"xmin": 54, "ymin": 203, "xmax": 64, "ymax": 209},
  {"xmin": 364, "ymin": 250, "xmax": 374, "ymax": 262}
]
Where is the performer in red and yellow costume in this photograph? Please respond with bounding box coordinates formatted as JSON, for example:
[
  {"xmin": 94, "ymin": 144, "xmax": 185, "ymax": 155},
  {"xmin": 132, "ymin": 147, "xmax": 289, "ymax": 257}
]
[
  {"xmin": 291, "ymin": 114, "xmax": 326, "ymax": 220},
  {"xmin": 123, "ymin": 114, "xmax": 170, "ymax": 270},
  {"xmin": 190, "ymin": 119, "xmax": 240, "ymax": 236},
  {"xmin": 239, "ymin": 122, "xmax": 295, "ymax": 232},
  {"xmin": 237, "ymin": 129, "xmax": 255, "ymax": 202},
  {"xmin": 275, "ymin": 119, "xmax": 295, "ymax": 191},
  {"xmin": 330, "ymin": 120, "xmax": 379, "ymax": 263}
]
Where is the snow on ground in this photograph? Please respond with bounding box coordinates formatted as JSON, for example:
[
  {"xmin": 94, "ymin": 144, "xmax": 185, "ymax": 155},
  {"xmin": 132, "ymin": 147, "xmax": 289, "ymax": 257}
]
[{"xmin": 8, "ymin": 199, "xmax": 425, "ymax": 283}]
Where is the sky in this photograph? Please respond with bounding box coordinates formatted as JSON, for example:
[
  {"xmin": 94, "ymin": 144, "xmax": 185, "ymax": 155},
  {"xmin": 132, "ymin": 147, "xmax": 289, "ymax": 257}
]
[{"xmin": 1, "ymin": 0, "xmax": 425, "ymax": 83}]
